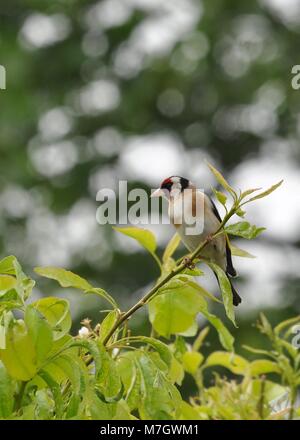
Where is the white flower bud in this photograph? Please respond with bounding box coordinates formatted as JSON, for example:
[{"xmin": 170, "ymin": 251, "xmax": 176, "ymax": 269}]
[{"xmin": 78, "ymin": 326, "xmax": 90, "ymax": 338}]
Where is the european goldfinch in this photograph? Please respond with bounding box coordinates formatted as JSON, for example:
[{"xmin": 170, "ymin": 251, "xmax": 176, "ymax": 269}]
[{"xmin": 152, "ymin": 176, "xmax": 241, "ymax": 306}]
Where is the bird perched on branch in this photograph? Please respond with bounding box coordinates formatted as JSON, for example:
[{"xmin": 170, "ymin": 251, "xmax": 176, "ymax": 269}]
[{"xmin": 151, "ymin": 176, "xmax": 241, "ymax": 306}]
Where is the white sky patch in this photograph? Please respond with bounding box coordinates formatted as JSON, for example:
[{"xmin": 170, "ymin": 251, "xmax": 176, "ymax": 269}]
[
  {"xmin": 79, "ymin": 80, "xmax": 120, "ymax": 115},
  {"xmin": 119, "ymin": 133, "xmax": 185, "ymax": 185},
  {"xmin": 260, "ymin": 0, "xmax": 300, "ymax": 28},
  {"xmin": 130, "ymin": 0, "xmax": 202, "ymax": 56},
  {"xmin": 113, "ymin": 0, "xmax": 202, "ymax": 77},
  {"xmin": 170, "ymin": 31, "xmax": 210, "ymax": 75},
  {"xmin": 0, "ymin": 185, "xmax": 34, "ymax": 219},
  {"xmin": 217, "ymin": 14, "xmax": 276, "ymax": 78},
  {"xmin": 85, "ymin": 0, "xmax": 133, "ymax": 30},
  {"xmin": 24, "ymin": 199, "xmax": 108, "ymax": 268},
  {"xmin": 93, "ymin": 127, "xmax": 123, "ymax": 158},
  {"xmin": 118, "ymin": 132, "xmax": 215, "ymax": 189},
  {"xmin": 29, "ymin": 141, "xmax": 78, "ymax": 177},
  {"xmin": 89, "ymin": 165, "xmax": 121, "ymax": 196},
  {"xmin": 213, "ymin": 80, "xmax": 284, "ymax": 138},
  {"xmin": 233, "ymin": 241, "xmax": 300, "ymax": 310},
  {"xmin": 230, "ymin": 149, "xmax": 300, "ymax": 242},
  {"xmin": 38, "ymin": 107, "xmax": 73, "ymax": 142},
  {"xmin": 20, "ymin": 13, "xmax": 71, "ymax": 49}
]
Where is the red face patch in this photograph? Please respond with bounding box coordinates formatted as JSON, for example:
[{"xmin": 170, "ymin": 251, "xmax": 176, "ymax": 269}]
[{"xmin": 161, "ymin": 177, "xmax": 172, "ymax": 188}]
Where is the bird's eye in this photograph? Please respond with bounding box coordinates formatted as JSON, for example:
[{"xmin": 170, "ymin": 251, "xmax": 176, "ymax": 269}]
[{"xmin": 161, "ymin": 181, "xmax": 172, "ymax": 191}]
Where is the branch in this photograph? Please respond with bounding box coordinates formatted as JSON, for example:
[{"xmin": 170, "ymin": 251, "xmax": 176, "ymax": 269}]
[{"xmin": 103, "ymin": 206, "xmax": 237, "ymax": 346}]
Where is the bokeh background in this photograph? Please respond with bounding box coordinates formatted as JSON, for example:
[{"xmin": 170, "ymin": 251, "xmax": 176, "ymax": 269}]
[{"xmin": 1, "ymin": 0, "xmax": 300, "ymax": 366}]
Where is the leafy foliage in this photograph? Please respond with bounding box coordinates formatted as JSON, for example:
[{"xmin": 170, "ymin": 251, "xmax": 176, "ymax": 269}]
[{"xmin": 0, "ymin": 167, "xmax": 294, "ymax": 420}]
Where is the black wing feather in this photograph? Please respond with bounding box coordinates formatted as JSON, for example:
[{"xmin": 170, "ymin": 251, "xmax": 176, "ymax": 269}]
[{"xmin": 209, "ymin": 197, "xmax": 237, "ymax": 277}]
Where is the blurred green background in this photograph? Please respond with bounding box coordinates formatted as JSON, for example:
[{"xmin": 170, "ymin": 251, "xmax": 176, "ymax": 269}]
[{"xmin": 0, "ymin": 0, "xmax": 299, "ymax": 362}]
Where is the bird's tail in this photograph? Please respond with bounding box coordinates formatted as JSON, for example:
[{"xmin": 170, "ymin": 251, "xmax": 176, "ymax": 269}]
[
  {"xmin": 229, "ymin": 278, "xmax": 242, "ymax": 306},
  {"xmin": 213, "ymin": 271, "xmax": 242, "ymax": 306}
]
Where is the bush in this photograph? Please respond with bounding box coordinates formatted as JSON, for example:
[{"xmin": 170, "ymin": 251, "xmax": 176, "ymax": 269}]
[{"xmin": 1, "ymin": 167, "xmax": 298, "ymax": 420}]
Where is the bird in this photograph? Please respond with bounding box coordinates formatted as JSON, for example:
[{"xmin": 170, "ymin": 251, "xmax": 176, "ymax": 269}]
[{"xmin": 151, "ymin": 176, "xmax": 241, "ymax": 306}]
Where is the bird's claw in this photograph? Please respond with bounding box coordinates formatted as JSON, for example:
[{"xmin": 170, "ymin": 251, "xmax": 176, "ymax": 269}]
[{"xmin": 183, "ymin": 257, "xmax": 195, "ymax": 270}]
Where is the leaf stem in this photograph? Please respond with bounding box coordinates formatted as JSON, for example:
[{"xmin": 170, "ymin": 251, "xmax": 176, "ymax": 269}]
[{"xmin": 14, "ymin": 381, "xmax": 27, "ymax": 412}]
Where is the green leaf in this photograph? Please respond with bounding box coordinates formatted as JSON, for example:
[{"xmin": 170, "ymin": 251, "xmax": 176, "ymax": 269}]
[
  {"xmin": 243, "ymin": 345, "xmax": 276, "ymax": 359},
  {"xmin": 207, "ymin": 162, "xmax": 235, "ymax": 196},
  {"xmin": 163, "ymin": 233, "xmax": 181, "ymax": 263},
  {"xmin": 0, "ymin": 311, "xmax": 13, "ymax": 349},
  {"xmin": 25, "ymin": 306, "xmax": 53, "ymax": 365},
  {"xmin": 274, "ymin": 316, "xmax": 300, "ymax": 336},
  {"xmin": 89, "ymin": 394, "xmax": 117, "ymax": 420},
  {"xmin": 113, "ymin": 226, "xmax": 157, "ymax": 254},
  {"xmin": 135, "ymin": 352, "xmax": 181, "ymax": 419},
  {"xmin": 0, "ymin": 320, "xmax": 37, "ymax": 380},
  {"xmin": 225, "ymin": 222, "xmax": 265, "ymax": 239},
  {"xmin": 31, "ymin": 297, "xmax": 71, "ymax": 341},
  {"xmin": 213, "ymin": 189, "xmax": 227, "ymax": 206},
  {"xmin": 0, "ymin": 257, "xmax": 33, "ymax": 301},
  {"xmin": 193, "ymin": 327, "xmax": 210, "ymax": 351},
  {"xmin": 38, "ymin": 370, "xmax": 64, "ymax": 418},
  {"xmin": 0, "ymin": 361, "xmax": 14, "ymax": 418},
  {"xmin": 250, "ymin": 360, "xmax": 281, "ymax": 376},
  {"xmin": 116, "ymin": 354, "xmax": 140, "ymax": 411},
  {"xmin": 244, "ymin": 180, "xmax": 283, "ymax": 203},
  {"xmin": 85, "ymin": 288, "xmax": 118, "ymax": 308},
  {"xmin": 182, "ymin": 351, "xmax": 204, "ymax": 375},
  {"xmin": 182, "ymin": 266, "xmax": 204, "ymax": 276},
  {"xmin": 207, "ymin": 262, "xmax": 236, "ymax": 327},
  {"xmin": 169, "ymin": 357, "xmax": 184, "ymax": 385},
  {"xmin": 186, "ymin": 279, "xmax": 222, "ymax": 304},
  {"xmin": 241, "ymin": 188, "xmax": 262, "ymax": 199},
  {"xmin": 18, "ymin": 403, "xmax": 36, "ymax": 420},
  {"xmin": 97, "ymin": 344, "xmax": 122, "ymax": 399},
  {"xmin": 0, "ymin": 256, "xmax": 19, "ymax": 275},
  {"xmin": 179, "ymin": 402, "xmax": 205, "ymax": 420},
  {"xmin": 130, "ymin": 337, "xmax": 173, "ymax": 368},
  {"xmin": 205, "ymin": 351, "xmax": 249, "ymax": 375},
  {"xmin": 0, "ymin": 325, "xmax": 5, "ymax": 350},
  {"xmin": 45, "ymin": 353, "xmax": 87, "ymax": 419},
  {"xmin": 35, "ymin": 267, "xmax": 118, "ymax": 308},
  {"xmin": 98, "ymin": 309, "xmax": 120, "ymax": 343},
  {"xmin": 236, "ymin": 208, "xmax": 246, "ymax": 218},
  {"xmin": 148, "ymin": 278, "xmax": 206, "ymax": 338},
  {"xmin": 70, "ymin": 339, "xmax": 102, "ymax": 380},
  {"xmin": 279, "ymin": 340, "xmax": 298, "ymax": 359},
  {"xmin": 13, "ymin": 258, "xmax": 35, "ymax": 301},
  {"xmin": 34, "ymin": 389, "xmax": 54, "ymax": 420},
  {"xmin": 34, "ymin": 266, "xmax": 92, "ymax": 290},
  {"xmin": 200, "ymin": 309, "xmax": 234, "ymax": 351},
  {"xmin": 47, "ymin": 334, "xmax": 73, "ymax": 359},
  {"xmin": 250, "ymin": 380, "xmax": 288, "ymax": 403},
  {"xmin": 0, "ymin": 275, "xmax": 17, "ymax": 296},
  {"xmin": 230, "ymin": 244, "xmax": 256, "ymax": 258}
]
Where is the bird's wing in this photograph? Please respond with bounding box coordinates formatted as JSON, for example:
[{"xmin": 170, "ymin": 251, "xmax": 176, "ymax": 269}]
[
  {"xmin": 208, "ymin": 197, "xmax": 222, "ymax": 223},
  {"xmin": 208, "ymin": 195, "xmax": 237, "ymax": 277}
]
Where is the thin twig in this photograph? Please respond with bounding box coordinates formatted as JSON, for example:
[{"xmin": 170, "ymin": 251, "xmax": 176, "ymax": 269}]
[{"xmin": 257, "ymin": 375, "xmax": 266, "ymax": 419}]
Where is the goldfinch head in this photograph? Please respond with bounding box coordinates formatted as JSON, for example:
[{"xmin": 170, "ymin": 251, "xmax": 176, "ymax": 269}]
[{"xmin": 151, "ymin": 176, "xmax": 192, "ymax": 199}]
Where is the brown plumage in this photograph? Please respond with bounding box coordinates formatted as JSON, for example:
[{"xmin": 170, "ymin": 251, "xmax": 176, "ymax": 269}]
[{"xmin": 152, "ymin": 176, "xmax": 241, "ymax": 306}]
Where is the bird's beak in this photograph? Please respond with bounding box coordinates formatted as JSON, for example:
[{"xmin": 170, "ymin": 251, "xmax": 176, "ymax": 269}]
[{"xmin": 151, "ymin": 188, "xmax": 165, "ymax": 198}]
